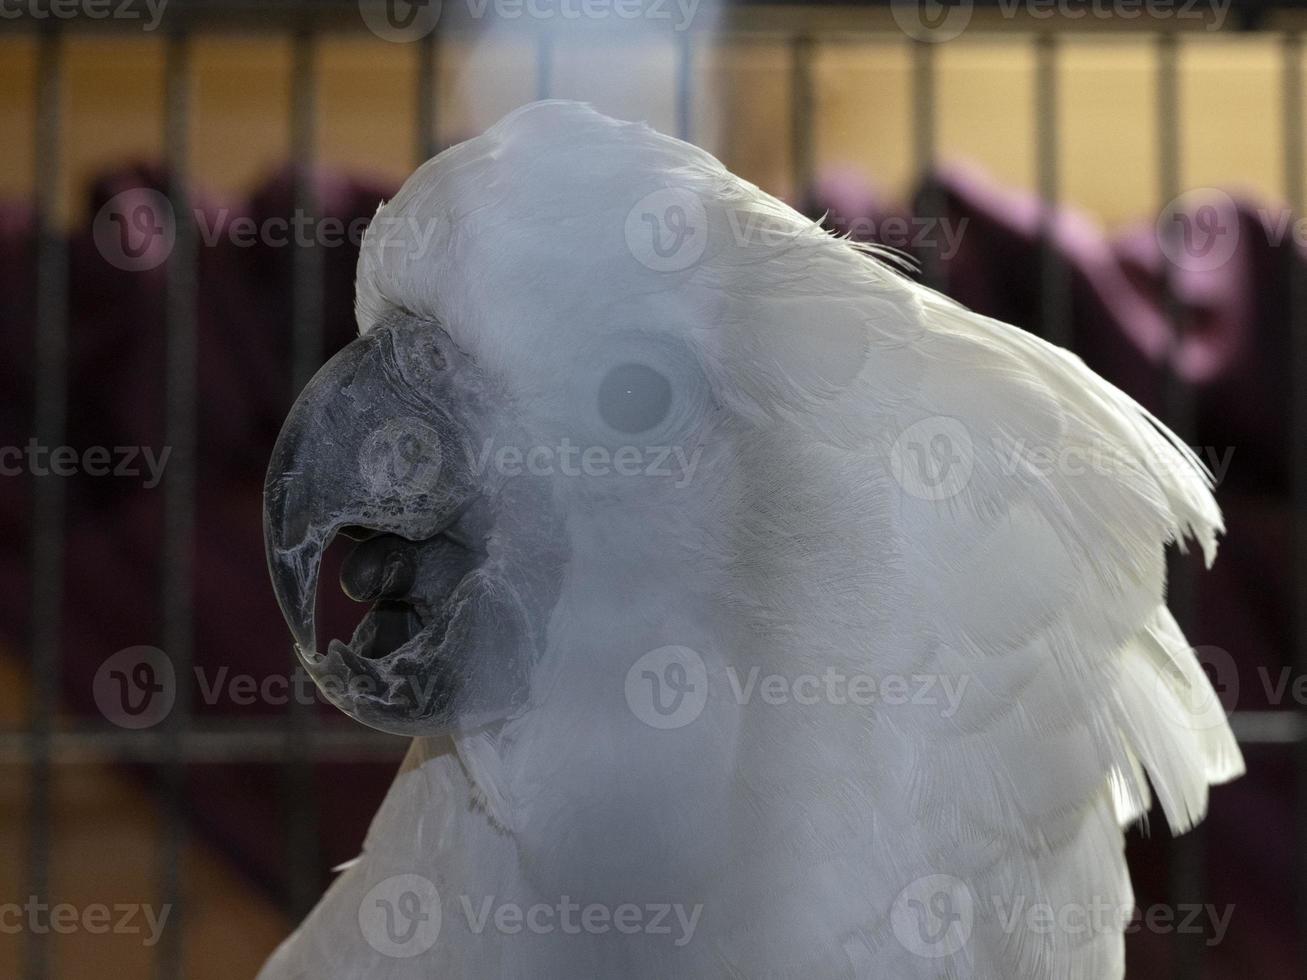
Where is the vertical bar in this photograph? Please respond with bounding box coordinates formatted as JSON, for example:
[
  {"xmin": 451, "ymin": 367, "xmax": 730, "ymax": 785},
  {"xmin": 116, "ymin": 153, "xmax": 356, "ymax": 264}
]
[
  {"xmin": 1284, "ymin": 30, "xmax": 1307, "ymax": 978},
  {"xmin": 1156, "ymin": 30, "xmax": 1204, "ymax": 980},
  {"xmin": 536, "ymin": 29, "xmax": 553, "ymax": 101},
  {"xmin": 912, "ymin": 39, "xmax": 945, "ymax": 292},
  {"xmin": 156, "ymin": 34, "xmax": 197, "ymax": 980},
  {"xmin": 286, "ymin": 29, "xmax": 321, "ymax": 923},
  {"xmin": 416, "ymin": 32, "xmax": 437, "ymax": 164},
  {"xmin": 675, "ymin": 30, "xmax": 693, "ymax": 143},
  {"xmin": 24, "ymin": 28, "xmax": 67, "ymax": 980},
  {"xmin": 291, "ymin": 34, "xmax": 323, "ymax": 387},
  {"xmin": 789, "ymin": 34, "xmax": 815, "ymax": 206},
  {"xmin": 1035, "ymin": 31, "xmax": 1071, "ymax": 349}
]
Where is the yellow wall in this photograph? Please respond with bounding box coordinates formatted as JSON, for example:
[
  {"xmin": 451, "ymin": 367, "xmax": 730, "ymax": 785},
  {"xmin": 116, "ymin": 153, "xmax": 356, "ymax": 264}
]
[{"xmin": 0, "ymin": 27, "xmax": 1296, "ymax": 229}]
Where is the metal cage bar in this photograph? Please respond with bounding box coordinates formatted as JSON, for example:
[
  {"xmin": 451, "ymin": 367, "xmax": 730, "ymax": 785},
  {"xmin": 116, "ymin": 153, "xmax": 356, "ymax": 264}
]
[
  {"xmin": 1035, "ymin": 31, "xmax": 1071, "ymax": 349},
  {"xmin": 911, "ymin": 38, "xmax": 944, "ymax": 292},
  {"xmin": 1285, "ymin": 29, "xmax": 1307, "ymax": 977},
  {"xmin": 416, "ymin": 32, "xmax": 439, "ymax": 165},
  {"xmin": 1154, "ymin": 31, "xmax": 1208, "ymax": 980},
  {"xmin": 537, "ymin": 29, "xmax": 554, "ymax": 101},
  {"xmin": 284, "ymin": 30, "xmax": 324, "ymax": 924},
  {"xmin": 790, "ymin": 34, "xmax": 816, "ymax": 202},
  {"xmin": 23, "ymin": 28, "xmax": 68, "ymax": 980},
  {"xmin": 155, "ymin": 30, "xmax": 199, "ymax": 980},
  {"xmin": 676, "ymin": 30, "xmax": 694, "ymax": 144}
]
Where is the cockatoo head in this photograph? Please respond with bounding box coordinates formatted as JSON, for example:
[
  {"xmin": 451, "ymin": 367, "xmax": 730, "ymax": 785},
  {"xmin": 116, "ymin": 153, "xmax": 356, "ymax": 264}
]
[
  {"xmin": 262, "ymin": 103, "xmax": 1241, "ymax": 977},
  {"xmin": 264, "ymin": 100, "xmax": 914, "ymax": 742}
]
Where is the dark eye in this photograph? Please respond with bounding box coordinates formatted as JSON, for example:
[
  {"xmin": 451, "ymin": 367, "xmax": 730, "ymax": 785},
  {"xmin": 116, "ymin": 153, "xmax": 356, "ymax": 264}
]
[{"xmin": 597, "ymin": 363, "xmax": 673, "ymax": 435}]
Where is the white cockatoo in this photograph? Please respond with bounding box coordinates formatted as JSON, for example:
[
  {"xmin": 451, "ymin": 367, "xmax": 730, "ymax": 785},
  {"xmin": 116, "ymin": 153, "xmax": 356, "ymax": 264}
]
[{"xmin": 261, "ymin": 101, "xmax": 1242, "ymax": 979}]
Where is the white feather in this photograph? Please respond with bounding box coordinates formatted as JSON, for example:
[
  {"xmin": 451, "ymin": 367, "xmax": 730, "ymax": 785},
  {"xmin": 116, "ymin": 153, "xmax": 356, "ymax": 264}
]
[{"xmin": 263, "ymin": 102, "xmax": 1242, "ymax": 980}]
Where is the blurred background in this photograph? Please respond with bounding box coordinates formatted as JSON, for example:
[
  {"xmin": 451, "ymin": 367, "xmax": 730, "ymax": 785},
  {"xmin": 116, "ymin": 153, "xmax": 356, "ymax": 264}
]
[{"xmin": 0, "ymin": 0, "xmax": 1302, "ymax": 977}]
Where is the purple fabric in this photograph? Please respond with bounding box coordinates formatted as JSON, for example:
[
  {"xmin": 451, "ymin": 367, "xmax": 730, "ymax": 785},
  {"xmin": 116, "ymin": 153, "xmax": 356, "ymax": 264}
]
[
  {"xmin": 0, "ymin": 164, "xmax": 402, "ymax": 902},
  {"xmin": 0, "ymin": 161, "xmax": 1295, "ymax": 970}
]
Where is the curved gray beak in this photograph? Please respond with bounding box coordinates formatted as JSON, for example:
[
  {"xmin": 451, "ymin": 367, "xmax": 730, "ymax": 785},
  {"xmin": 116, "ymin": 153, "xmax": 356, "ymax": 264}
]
[
  {"xmin": 264, "ymin": 317, "xmax": 564, "ymax": 737},
  {"xmin": 263, "ymin": 320, "xmax": 479, "ymax": 688}
]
